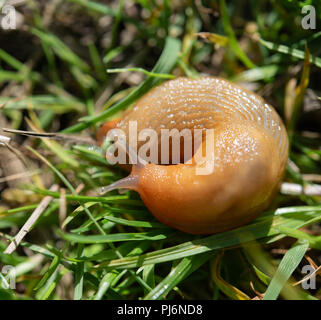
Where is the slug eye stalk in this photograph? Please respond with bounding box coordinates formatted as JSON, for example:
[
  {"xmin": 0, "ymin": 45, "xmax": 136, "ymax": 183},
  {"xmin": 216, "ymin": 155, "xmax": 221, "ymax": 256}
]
[{"xmin": 101, "ymin": 138, "xmax": 142, "ymax": 195}]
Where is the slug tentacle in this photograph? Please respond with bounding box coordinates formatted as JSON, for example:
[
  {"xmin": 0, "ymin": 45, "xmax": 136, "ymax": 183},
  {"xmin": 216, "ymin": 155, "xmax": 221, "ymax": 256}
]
[
  {"xmin": 100, "ymin": 173, "xmax": 139, "ymax": 194},
  {"xmin": 97, "ymin": 77, "xmax": 289, "ymax": 235},
  {"xmin": 105, "ymin": 136, "xmax": 147, "ymax": 168},
  {"xmin": 101, "ymin": 134, "xmax": 145, "ymax": 194}
]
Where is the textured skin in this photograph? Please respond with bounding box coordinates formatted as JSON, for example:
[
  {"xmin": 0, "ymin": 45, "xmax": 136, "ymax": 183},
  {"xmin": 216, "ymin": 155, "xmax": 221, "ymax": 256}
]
[{"xmin": 98, "ymin": 77, "xmax": 289, "ymax": 234}]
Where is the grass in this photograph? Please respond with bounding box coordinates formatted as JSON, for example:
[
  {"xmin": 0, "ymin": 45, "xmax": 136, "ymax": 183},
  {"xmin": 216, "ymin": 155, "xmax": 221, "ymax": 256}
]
[{"xmin": 0, "ymin": 0, "xmax": 321, "ymax": 300}]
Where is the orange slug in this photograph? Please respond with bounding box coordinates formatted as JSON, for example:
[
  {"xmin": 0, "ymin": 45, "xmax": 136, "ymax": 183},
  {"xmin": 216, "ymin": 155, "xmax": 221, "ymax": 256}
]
[{"xmin": 97, "ymin": 77, "xmax": 289, "ymax": 234}]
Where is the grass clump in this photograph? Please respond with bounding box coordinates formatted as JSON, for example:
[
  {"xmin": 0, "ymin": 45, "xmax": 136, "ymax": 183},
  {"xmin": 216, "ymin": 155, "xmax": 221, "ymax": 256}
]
[{"xmin": 0, "ymin": 0, "xmax": 321, "ymax": 300}]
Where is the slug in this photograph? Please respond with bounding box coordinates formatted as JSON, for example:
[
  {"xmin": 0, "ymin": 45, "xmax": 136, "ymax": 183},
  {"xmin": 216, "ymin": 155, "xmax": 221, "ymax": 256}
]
[{"xmin": 97, "ymin": 77, "xmax": 289, "ymax": 234}]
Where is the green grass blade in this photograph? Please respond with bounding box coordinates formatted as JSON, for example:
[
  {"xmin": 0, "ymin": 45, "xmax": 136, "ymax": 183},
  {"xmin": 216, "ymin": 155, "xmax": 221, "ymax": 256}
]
[
  {"xmin": 259, "ymin": 38, "xmax": 321, "ymax": 68},
  {"xmin": 94, "ymin": 270, "xmax": 120, "ymax": 300},
  {"xmin": 58, "ymin": 230, "xmax": 170, "ymax": 243},
  {"xmin": 144, "ymin": 253, "xmax": 212, "ymax": 300},
  {"xmin": 36, "ymin": 267, "xmax": 68, "ymax": 300},
  {"xmin": 231, "ymin": 65, "xmax": 279, "ymax": 82},
  {"xmin": 74, "ymin": 244, "xmax": 85, "ymax": 300},
  {"xmin": 1, "ymin": 95, "xmax": 85, "ymax": 113},
  {"xmin": 220, "ymin": 0, "xmax": 255, "ymax": 69},
  {"xmin": 142, "ymin": 265, "xmax": 155, "ymax": 295},
  {"xmin": 0, "ymin": 48, "xmax": 26, "ymax": 70},
  {"xmin": 67, "ymin": 0, "xmax": 115, "ymax": 15},
  {"xmin": 263, "ymin": 240, "xmax": 309, "ymax": 300},
  {"xmin": 34, "ymin": 255, "xmax": 61, "ymax": 291},
  {"xmin": 30, "ymin": 28, "xmax": 90, "ymax": 71},
  {"xmin": 102, "ymin": 215, "xmax": 168, "ymax": 229},
  {"xmin": 27, "ymin": 147, "xmax": 106, "ymax": 235},
  {"xmin": 106, "ymin": 67, "xmax": 175, "ymax": 79},
  {"xmin": 62, "ymin": 36, "xmax": 181, "ymax": 133},
  {"xmin": 96, "ymin": 209, "xmax": 321, "ymax": 269}
]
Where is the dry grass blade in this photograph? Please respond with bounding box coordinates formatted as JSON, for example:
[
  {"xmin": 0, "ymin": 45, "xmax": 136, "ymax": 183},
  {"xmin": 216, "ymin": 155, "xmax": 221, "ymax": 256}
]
[
  {"xmin": 2, "ymin": 128, "xmax": 96, "ymax": 145},
  {"xmin": 281, "ymin": 182, "xmax": 321, "ymax": 196},
  {"xmin": 0, "ymin": 135, "xmax": 11, "ymax": 145},
  {"xmin": 292, "ymin": 265, "xmax": 321, "ymax": 287},
  {"xmin": 0, "ymin": 138, "xmax": 31, "ymax": 187},
  {"xmin": 4, "ymin": 184, "xmax": 59, "ymax": 255},
  {"xmin": 0, "ymin": 170, "xmax": 39, "ymax": 184},
  {"xmin": 59, "ymin": 188, "xmax": 67, "ymax": 229}
]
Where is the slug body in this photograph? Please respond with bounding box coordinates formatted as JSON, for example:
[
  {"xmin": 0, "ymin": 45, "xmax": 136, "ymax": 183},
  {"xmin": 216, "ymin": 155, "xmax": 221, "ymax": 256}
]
[{"xmin": 98, "ymin": 77, "xmax": 288, "ymax": 234}]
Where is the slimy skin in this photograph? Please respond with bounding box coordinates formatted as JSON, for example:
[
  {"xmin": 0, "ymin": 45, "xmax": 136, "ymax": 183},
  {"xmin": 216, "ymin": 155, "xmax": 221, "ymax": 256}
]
[{"xmin": 98, "ymin": 77, "xmax": 289, "ymax": 234}]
